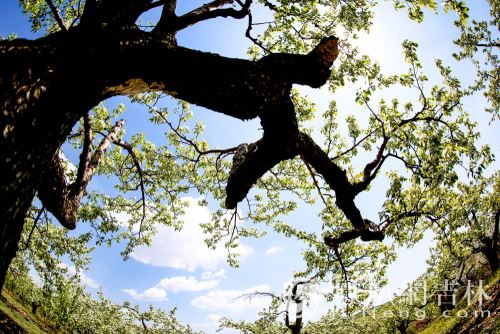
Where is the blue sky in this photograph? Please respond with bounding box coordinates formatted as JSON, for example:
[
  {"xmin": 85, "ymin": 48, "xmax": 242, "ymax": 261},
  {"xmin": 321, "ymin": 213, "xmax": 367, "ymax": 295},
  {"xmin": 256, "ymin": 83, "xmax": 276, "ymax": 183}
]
[{"xmin": 1, "ymin": 1, "xmax": 498, "ymax": 333}]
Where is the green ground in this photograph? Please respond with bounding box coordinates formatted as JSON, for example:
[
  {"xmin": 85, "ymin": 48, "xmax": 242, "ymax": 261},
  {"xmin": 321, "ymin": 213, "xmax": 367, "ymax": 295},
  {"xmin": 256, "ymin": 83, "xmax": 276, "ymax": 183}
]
[{"xmin": 0, "ymin": 289, "xmax": 50, "ymax": 334}]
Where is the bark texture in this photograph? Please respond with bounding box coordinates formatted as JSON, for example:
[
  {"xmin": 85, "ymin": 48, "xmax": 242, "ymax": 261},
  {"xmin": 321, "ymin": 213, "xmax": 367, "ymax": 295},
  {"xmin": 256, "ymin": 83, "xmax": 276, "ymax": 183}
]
[{"xmin": 0, "ymin": 3, "xmax": 341, "ymax": 287}]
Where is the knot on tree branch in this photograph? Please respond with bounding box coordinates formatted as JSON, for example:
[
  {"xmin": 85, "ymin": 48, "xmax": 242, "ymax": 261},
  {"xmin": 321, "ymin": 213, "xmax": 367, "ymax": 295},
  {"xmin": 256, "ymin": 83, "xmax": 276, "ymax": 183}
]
[
  {"xmin": 230, "ymin": 143, "xmax": 257, "ymax": 173},
  {"xmin": 309, "ymin": 36, "xmax": 339, "ymax": 68}
]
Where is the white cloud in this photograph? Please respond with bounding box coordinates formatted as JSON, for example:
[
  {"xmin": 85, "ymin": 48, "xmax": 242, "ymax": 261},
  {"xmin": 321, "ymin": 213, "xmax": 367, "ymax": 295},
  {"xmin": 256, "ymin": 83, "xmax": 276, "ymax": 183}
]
[
  {"xmin": 76, "ymin": 271, "xmax": 100, "ymax": 289},
  {"xmin": 123, "ymin": 273, "xmax": 224, "ymax": 302},
  {"xmin": 61, "ymin": 263, "xmax": 100, "ymax": 289},
  {"xmin": 158, "ymin": 276, "xmax": 219, "ymax": 293},
  {"xmin": 201, "ymin": 269, "xmax": 227, "ymax": 281},
  {"xmin": 191, "ymin": 284, "xmax": 271, "ymax": 313},
  {"xmin": 131, "ymin": 197, "xmax": 253, "ymax": 271},
  {"xmin": 265, "ymin": 246, "xmax": 282, "ymax": 256},
  {"xmin": 122, "ymin": 287, "xmax": 168, "ymax": 301},
  {"xmin": 111, "ymin": 211, "xmax": 132, "ymax": 228}
]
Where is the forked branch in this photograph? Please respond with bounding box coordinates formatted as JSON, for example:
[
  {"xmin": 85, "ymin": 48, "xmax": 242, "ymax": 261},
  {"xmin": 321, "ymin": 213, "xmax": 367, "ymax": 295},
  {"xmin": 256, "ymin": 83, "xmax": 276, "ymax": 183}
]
[
  {"xmin": 176, "ymin": 0, "xmax": 252, "ymax": 30},
  {"xmin": 44, "ymin": 0, "xmax": 68, "ymax": 31},
  {"xmin": 38, "ymin": 119, "xmax": 125, "ymax": 229},
  {"xmin": 156, "ymin": 0, "xmax": 252, "ymax": 32}
]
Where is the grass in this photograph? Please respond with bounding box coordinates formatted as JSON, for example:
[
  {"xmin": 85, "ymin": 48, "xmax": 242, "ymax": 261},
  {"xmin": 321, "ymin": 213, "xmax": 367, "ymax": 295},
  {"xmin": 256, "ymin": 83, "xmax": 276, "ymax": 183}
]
[
  {"xmin": 0, "ymin": 289, "xmax": 47, "ymax": 334},
  {"xmin": 418, "ymin": 314, "xmax": 458, "ymax": 334}
]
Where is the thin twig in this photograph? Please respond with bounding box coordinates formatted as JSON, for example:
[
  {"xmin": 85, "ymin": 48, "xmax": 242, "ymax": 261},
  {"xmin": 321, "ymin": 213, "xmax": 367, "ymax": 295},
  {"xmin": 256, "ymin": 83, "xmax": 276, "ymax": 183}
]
[
  {"xmin": 20, "ymin": 207, "xmax": 45, "ymax": 251},
  {"xmin": 113, "ymin": 140, "xmax": 147, "ymax": 239}
]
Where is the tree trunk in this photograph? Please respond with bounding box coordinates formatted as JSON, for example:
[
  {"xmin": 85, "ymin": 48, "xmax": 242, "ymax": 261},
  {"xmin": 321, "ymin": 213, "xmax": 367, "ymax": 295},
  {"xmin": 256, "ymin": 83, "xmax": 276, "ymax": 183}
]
[
  {"xmin": 481, "ymin": 243, "xmax": 499, "ymax": 274},
  {"xmin": 0, "ymin": 33, "xmax": 100, "ymax": 286},
  {"xmin": 31, "ymin": 301, "xmax": 39, "ymax": 315},
  {"xmin": 0, "ymin": 28, "xmax": 339, "ymax": 289},
  {"xmin": 480, "ymin": 211, "xmax": 499, "ymax": 274},
  {"xmin": 489, "ymin": 210, "xmax": 500, "ymax": 273},
  {"xmin": 397, "ymin": 322, "xmax": 408, "ymax": 334}
]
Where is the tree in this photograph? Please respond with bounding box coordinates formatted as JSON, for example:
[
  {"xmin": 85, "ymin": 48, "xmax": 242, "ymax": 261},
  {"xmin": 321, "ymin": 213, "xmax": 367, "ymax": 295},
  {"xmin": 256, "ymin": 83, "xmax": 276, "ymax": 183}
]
[
  {"xmin": 0, "ymin": 0, "xmax": 498, "ymax": 299},
  {"xmin": 4, "ymin": 265, "xmax": 202, "ymax": 333},
  {"xmin": 5, "ymin": 213, "xmax": 201, "ymax": 333},
  {"xmin": 0, "ymin": 0, "xmax": 341, "ymax": 288},
  {"xmin": 424, "ymin": 172, "xmax": 499, "ymax": 283}
]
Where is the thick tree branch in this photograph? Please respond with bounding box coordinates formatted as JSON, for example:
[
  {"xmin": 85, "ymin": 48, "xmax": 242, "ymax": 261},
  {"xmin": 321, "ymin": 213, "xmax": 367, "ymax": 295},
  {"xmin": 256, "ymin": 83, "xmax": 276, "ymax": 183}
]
[
  {"xmin": 298, "ymin": 132, "xmax": 384, "ymax": 243},
  {"xmin": 0, "ymin": 32, "xmax": 340, "ymax": 285},
  {"xmin": 1, "ymin": 31, "xmax": 339, "ymax": 231},
  {"xmin": 225, "ymin": 97, "xmax": 299, "ymax": 209},
  {"xmin": 223, "ymin": 38, "xmax": 338, "ymax": 208},
  {"xmin": 154, "ymin": 0, "xmax": 177, "ymax": 35},
  {"xmin": 184, "ymin": 0, "xmax": 235, "ymax": 17},
  {"xmin": 37, "ymin": 151, "xmax": 75, "ymax": 229},
  {"xmin": 298, "ymin": 133, "xmax": 360, "ymax": 229},
  {"xmin": 86, "ymin": 120, "xmax": 124, "ymax": 180},
  {"xmin": 1, "ymin": 32, "xmax": 338, "ymax": 121}
]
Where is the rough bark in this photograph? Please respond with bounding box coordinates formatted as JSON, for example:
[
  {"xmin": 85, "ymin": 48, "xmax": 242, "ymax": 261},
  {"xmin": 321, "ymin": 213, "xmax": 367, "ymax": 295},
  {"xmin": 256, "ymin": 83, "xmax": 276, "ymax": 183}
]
[
  {"xmin": 477, "ymin": 210, "xmax": 500, "ymax": 274},
  {"xmin": 0, "ymin": 20, "xmax": 339, "ymax": 287},
  {"xmin": 491, "ymin": 210, "xmax": 500, "ymax": 272}
]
